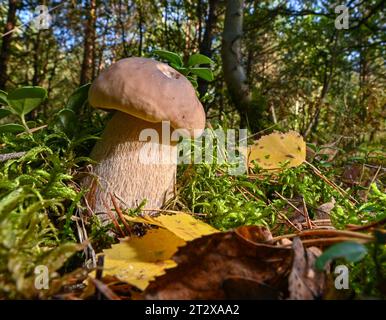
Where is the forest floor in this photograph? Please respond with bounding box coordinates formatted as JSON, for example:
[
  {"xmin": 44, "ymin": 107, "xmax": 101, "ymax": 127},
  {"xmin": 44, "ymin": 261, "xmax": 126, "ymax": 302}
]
[{"xmin": 0, "ymin": 86, "xmax": 385, "ymax": 300}]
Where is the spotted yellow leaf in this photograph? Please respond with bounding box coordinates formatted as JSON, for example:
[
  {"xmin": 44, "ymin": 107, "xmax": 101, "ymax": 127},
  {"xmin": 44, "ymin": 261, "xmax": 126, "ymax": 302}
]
[
  {"xmin": 102, "ymin": 228, "xmax": 185, "ymax": 290},
  {"xmin": 125, "ymin": 212, "xmax": 219, "ymax": 241},
  {"xmin": 248, "ymin": 131, "xmax": 306, "ymax": 170},
  {"xmin": 103, "ymin": 213, "xmax": 219, "ymax": 290}
]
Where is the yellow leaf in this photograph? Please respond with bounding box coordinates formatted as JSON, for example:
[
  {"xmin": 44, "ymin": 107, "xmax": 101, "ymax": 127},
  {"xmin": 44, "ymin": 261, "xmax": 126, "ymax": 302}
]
[
  {"xmin": 103, "ymin": 213, "xmax": 219, "ymax": 290},
  {"xmin": 125, "ymin": 212, "xmax": 219, "ymax": 241},
  {"xmin": 102, "ymin": 228, "xmax": 185, "ymax": 291},
  {"xmin": 248, "ymin": 130, "xmax": 306, "ymax": 170}
]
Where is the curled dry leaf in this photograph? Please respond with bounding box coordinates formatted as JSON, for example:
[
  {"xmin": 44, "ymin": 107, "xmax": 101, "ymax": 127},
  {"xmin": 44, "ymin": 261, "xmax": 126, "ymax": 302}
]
[
  {"xmin": 315, "ymin": 198, "xmax": 336, "ymax": 220},
  {"xmin": 288, "ymin": 237, "xmax": 326, "ymax": 300},
  {"xmin": 144, "ymin": 229, "xmax": 293, "ymax": 300}
]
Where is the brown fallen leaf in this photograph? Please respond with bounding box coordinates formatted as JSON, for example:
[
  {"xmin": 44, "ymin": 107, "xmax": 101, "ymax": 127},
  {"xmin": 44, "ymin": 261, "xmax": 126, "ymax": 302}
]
[
  {"xmin": 235, "ymin": 225, "xmax": 273, "ymax": 243},
  {"xmin": 315, "ymin": 198, "xmax": 336, "ymax": 220},
  {"xmin": 144, "ymin": 229, "xmax": 293, "ymax": 300},
  {"xmin": 223, "ymin": 276, "xmax": 280, "ymax": 300},
  {"xmin": 288, "ymin": 237, "xmax": 326, "ymax": 300}
]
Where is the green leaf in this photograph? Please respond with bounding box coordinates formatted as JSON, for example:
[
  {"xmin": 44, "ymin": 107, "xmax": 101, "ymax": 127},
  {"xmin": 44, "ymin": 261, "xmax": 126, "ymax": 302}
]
[
  {"xmin": 187, "ymin": 53, "xmax": 214, "ymax": 67},
  {"xmin": 153, "ymin": 50, "xmax": 183, "ymax": 67},
  {"xmin": 0, "ymin": 90, "xmax": 9, "ymax": 106},
  {"xmin": 66, "ymin": 83, "xmax": 91, "ymax": 112},
  {"xmin": 54, "ymin": 108, "xmax": 78, "ymax": 136},
  {"xmin": 189, "ymin": 68, "xmax": 214, "ymax": 81},
  {"xmin": 171, "ymin": 64, "xmax": 189, "ymax": 75},
  {"xmin": 8, "ymin": 86, "xmax": 47, "ymax": 116},
  {"xmin": 315, "ymin": 241, "xmax": 367, "ymax": 271},
  {"xmin": 0, "ymin": 108, "xmax": 12, "ymax": 119},
  {"xmin": 0, "ymin": 187, "xmax": 29, "ymax": 221},
  {"xmin": 0, "ymin": 123, "xmax": 26, "ymax": 134},
  {"xmin": 186, "ymin": 76, "xmax": 198, "ymax": 89}
]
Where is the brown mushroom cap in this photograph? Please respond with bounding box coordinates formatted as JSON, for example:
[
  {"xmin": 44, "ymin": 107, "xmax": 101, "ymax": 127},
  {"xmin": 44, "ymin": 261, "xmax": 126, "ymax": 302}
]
[{"xmin": 88, "ymin": 57, "xmax": 206, "ymax": 136}]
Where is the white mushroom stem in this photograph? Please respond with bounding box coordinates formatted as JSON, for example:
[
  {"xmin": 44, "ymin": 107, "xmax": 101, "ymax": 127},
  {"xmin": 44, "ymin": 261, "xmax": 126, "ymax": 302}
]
[{"xmin": 84, "ymin": 111, "xmax": 177, "ymax": 221}]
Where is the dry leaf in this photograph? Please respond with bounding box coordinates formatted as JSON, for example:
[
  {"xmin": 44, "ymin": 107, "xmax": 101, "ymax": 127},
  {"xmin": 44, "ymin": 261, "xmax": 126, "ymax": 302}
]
[
  {"xmin": 102, "ymin": 228, "xmax": 185, "ymax": 290},
  {"xmin": 235, "ymin": 225, "xmax": 273, "ymax": 243},
  {"xmin": 315, "ymin": 198, "xmax": 336, "ymax": 220},
  {"xmin": 144, "ymin": 228, "xmax": 293, "ymax": 299},
  {"xmin": 288, "ymin": 237, "xmax": 326, "ymax": 300},
  {"xmin": 248, "ymin": 131, "xmax": 306, "ymax": 170}
]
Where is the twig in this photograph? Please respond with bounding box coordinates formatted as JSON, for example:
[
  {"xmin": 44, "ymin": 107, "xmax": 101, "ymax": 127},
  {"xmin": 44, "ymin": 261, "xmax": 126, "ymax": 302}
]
[
  {"xmin": 89, "ymin": 278, "xmax": 121, "ymax": 300},
  {"xmin": 302, "ymin": 197, "xmax": 313, "ymax": 229},
  {"xmin": 140, "ymin": 208, "xmax": 207, "ymax": 216},
  {"xmin": 236, "ymin": 186, "xmax": 250, "ymax": 201},
  {"xmin": 271, "ymin": 229, "xmax": 373, "ymax": 243},
  {"xmin": 239, "ymin": 185, "xmax": 266, "ymax": 203},
  {"xmin": 305, "ymin": 160, "xmax": 358, "ymax": 204},
  {"xmin": 268, "ymin": 200, "xmax": 302, "ymax": 232},
  {"xmin": 365, "ymin": 165, "xmax": 381, "ymax": 201},
  {"xmin": 282, "ymin": 237, "xmax": 370, "ymax": 247},
  {"xmin": 110, "ymin": 193, "xmax": 132, "ymax": 235},
  {"xmin": 0, "ymin": 151, "xmax": 26, "ymax": 162},
  {"xmin": 102, "ymin": 198, "xmax": 125, "ymax": 237},
  {"xmin": 347, "ymin": 217, "xmax": 386, "ymax": 231},
  {"xmin": 274, "ymin": 191, "xmax": 306, "ymax": 218},
  {"xmin": 16, "ymin": 124, "xmax": 47, "ymax": 136}
]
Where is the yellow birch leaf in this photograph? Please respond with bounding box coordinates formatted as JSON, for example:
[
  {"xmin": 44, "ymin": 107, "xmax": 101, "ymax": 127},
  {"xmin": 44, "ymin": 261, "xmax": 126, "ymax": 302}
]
[
  {"xmin": 103, "ymin": 213, "xmax": 219, "ymax": 290},
  {"xmin": 248, "ymin": 130, "xmax": 306, "ymax": 170},
  {"xmin": 102, "ymin": 228, "xmax": 185, "ymax": 291},
  {"xmin": 125, "ymin": 212, "xmax": 219, "ymax": 241}
]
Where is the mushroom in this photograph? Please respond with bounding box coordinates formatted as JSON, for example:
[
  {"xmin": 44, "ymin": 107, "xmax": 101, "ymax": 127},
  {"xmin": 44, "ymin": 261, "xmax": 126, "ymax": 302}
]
[{"xmin": 83, "ymin": 57, "xmax": 205, "ymax": 222}]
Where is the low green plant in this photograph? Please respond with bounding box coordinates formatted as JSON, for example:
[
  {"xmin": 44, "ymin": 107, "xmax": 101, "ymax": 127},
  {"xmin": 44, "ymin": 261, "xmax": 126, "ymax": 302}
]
[
  {"xmin": 152, "ymin": 49, "xmax": 214, "ymax": 90},
  {"xmin": 0, "ymin": 85, "xmax": 102, "ymax": 298}
]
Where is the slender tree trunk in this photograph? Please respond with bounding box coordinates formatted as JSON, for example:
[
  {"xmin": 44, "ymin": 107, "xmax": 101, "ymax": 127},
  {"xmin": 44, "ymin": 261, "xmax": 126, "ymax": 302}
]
[
  {"xmin": 198, "ymin": 0, "xmax": 218, "ymax": 98},
  {"xmin": 137, "ymin": 0, "xmax": 144, "ymax": 56},
  {"xmin": 221, "ymin": 0, "xmax": 261, "ymax": 132},
  {"xmin": 80, "ymin": 0, "xmax": 97, "ymax": 85},
  {"xmin": 32, "ymin": 30, "xmax": 42, "ymax": 86},
  {"xmin": 0, "ymin": 0, "xmax": 18, "ymax": 90},
  {"xmin": 117, "ymin": 0, "xmax": 129, "ymax": 57},
  {"xmin": 163, "ymin": 0, "xmax": 170, "ymax": 51}
]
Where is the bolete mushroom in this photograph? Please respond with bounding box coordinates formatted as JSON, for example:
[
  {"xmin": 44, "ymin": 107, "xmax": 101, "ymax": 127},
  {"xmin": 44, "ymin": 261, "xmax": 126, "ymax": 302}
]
[{"xmin": 83, "ymin": 57, "xmax": 205, "ymax": 222}]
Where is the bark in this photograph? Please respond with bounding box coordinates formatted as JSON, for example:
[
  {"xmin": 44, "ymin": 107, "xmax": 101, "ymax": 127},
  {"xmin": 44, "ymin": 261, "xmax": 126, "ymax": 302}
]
[
  {"xmin": 137, "ymin": 0, "xmax": 144, "ymax": 56},
  {"xmin": 198, "ymin": 0, "xmax": 218, "ymax": 98},
  {"xmin": 117, "ymin": 0, "xmax": 129, "ymax": 57},
  {"xmin": 80, "ymin": 0, "xmax": 97, "ymax": 85},
  {"xmin": 0, "ymin": 0, "xmax": 18, "ymax": 89},
  {"xmin": 221, "ymin": 0, "xmax": 261, "ymax": 132},
  {"xmin": 32, "ymin": 31, "xmax": 42, "ymax": 86}
]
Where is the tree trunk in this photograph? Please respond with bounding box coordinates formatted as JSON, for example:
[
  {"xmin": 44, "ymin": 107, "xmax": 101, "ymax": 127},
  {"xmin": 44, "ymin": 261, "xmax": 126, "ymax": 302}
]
[
  {"xmin": 32, "ymin": 31, "xmax": 42, "ymax": 86},
  {"xmin": 198, "ymin": 0, "xmax": 218, "ymax": 99},
  {"xmin": 137, "ymin": 1, "xmax": 144, "ymax": 56},
  {"xmin": 221, "ymin": 0, "xmax": 261, "ymax": 132},
  {"xmin": 0, "ymin": 0, "xmax": 18, "ymax": 90},
  {"xmin": 80, "ymin": 0, "xmax": 97, "ymax": 85}
]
